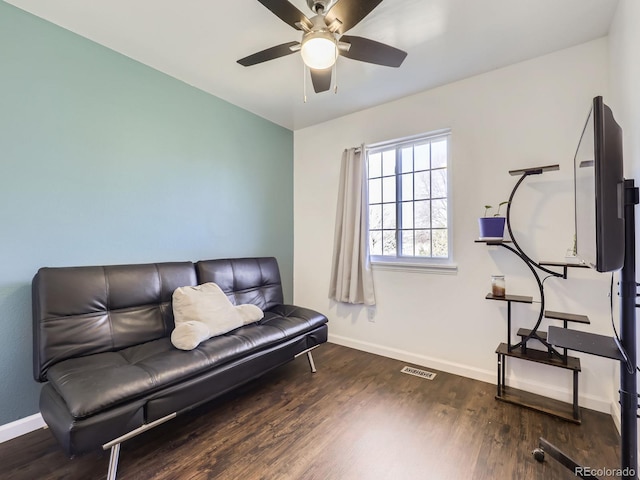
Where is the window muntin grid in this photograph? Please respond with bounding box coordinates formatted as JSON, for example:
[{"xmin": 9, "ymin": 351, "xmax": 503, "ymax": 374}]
[{"xmin": 367, "ymin": 133, "xmax": 450, "ymax": 261}]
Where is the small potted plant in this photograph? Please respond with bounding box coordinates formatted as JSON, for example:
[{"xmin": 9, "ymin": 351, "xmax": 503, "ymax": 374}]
[{"xmin": 479, "ymin": 201, "xmax": 508, "ymax": 239}]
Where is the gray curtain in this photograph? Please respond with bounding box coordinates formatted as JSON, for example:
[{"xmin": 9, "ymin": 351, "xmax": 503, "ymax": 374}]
[{"xmin": 329, "ymin": 146, "xmax": 376, "ymax": 305}]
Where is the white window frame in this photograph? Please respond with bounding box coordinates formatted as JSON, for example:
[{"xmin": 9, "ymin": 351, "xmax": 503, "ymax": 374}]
[{"xmin": 366, "ymin": 130, "xmax": 456, "ymax": 274}]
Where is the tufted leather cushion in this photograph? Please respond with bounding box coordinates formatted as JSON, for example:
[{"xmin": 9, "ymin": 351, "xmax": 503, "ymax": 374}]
[
  {"xmin": 45, "ymin": 304, "xmax": 328, "ymax": 419},
  {"xmin": 196, "ymin": 257, "xmax": 284, "ymax": 310},
  {"xmin": 32, "ymin": 262, "xmax": 197, "ymax": 382}
]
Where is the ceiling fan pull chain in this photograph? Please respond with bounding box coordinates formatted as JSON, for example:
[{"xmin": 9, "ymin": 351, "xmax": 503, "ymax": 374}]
[
  {"xmin": 333, "ymin": 60, "xmax": 338, "ymax": 94},
  {"xmin": 303, "ymin": 62, "xmax": 307, "ymax": 103}
]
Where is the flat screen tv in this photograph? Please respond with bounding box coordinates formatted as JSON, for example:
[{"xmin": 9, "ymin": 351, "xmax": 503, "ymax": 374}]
[{"xmin": 574, "ymin": 96, "xmax": 624, "ymax": 272}]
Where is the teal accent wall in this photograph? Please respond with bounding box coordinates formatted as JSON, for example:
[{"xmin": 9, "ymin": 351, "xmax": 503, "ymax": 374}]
[{"xmin": 0, "ymin": 3, "xmax": 293, "ymax": 425}]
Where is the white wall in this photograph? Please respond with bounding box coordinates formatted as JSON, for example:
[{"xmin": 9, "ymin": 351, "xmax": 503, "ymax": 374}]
[
  {"xmin": 294, "ymin": 38, "xmax": 617, "ymax": 413},
  {"xmin": 609, "ymin": 0, "xmax": 640, "ymax": 183}
]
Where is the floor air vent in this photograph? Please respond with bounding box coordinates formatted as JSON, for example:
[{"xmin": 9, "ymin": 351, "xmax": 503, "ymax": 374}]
[{"xmin": 401, "ymin": 366, "xmax": 436, "ymax": 380}]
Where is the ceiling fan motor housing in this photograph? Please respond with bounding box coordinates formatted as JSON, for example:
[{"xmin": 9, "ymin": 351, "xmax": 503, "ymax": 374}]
[{"xmin": 306, "ymin": 0, "xmax": 336, "ymax": 14}]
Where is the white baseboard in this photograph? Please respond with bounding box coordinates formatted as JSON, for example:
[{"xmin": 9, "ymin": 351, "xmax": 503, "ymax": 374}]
[
  {"xmin": 328, "ymin": 333, "xmax": 612, "ymax": 414},
  {"xmin": 610, "ymin": 399, "xmax": 621, "ymax": 434},
  {"xmin": 329, "ymin": 333, "xmax": 496, "ymax": 383},
  {"xmin": 0, "ymin": 413, "xmax": 46, "ymax": 444}
]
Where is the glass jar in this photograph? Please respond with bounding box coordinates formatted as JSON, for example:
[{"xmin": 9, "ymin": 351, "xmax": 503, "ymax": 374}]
[{"xmin": 491, "ymin": 275, "xmax": 506, "ymax": 297}]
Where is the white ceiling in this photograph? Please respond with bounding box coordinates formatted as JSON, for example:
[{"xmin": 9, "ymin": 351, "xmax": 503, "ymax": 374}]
[{"xmin": 6, "ymin": 0, "xmax": 619, "ymax": 130}]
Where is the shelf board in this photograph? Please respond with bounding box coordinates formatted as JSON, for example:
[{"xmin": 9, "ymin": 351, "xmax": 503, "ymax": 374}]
[
  {"xmin": 544, "ymin": 310, "xmax": 590, "ymax": 325},
  {"xmin": 496, "ymin": 385, "xmax": 581, "ymax": 424},
  {"xmin": 509, "ymin": 164, "xmax": 560, "ymax": 176},
  {"xmin": 547, "ymin": 326, "xmax": 625, "ymax": 361},
  {"xmin": 539, "ymin": 261, "xmax": 589, "ymax": 269},
  {"xmin": 485, "ymin": 293, "xmax": 533, "ymax": 304},
  {"xmin": 496, "ymin": 342, "xmax": 580, "ymax": 371},
  {"xmin": 516, "ymin": 328, "xmax": 547, "ymax": 342},
  {"xmin": 475, "ymin": 239, "xmax": 511, "ymax": 245}
]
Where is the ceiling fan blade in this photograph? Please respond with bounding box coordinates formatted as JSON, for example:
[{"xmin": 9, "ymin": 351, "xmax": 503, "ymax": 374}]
[
  {"xmin": 340, "ymin": 35, "xmax": 407, "ymax": 67},
  {"xmin": 256, "ymin": 0, "xmax": 312, "ymax": 30},
  {"xmin": 237, "ymin": 41, "xmax": 300, "ymax": 66},
  {"xmin": 310, "ymin": 68, "xmax": 332, "ymax": 93},
  {"xmin": 325, "ymin": 0, "xmax": 384, "ymax": 34}
]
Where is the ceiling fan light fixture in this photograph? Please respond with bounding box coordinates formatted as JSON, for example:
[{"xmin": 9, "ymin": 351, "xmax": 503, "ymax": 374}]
[
  {"xmin": 238, "ymin": 0, "xmax": 408, "ymax": 96},
  {"xmin": 300, "ymin": 31, "xmax": 337, "ymax": 69}
]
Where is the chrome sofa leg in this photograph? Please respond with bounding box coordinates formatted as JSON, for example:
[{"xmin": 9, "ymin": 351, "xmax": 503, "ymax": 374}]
[
  {"xmin": 295, "ymin": 346, "xmax": 320, "ymax": 373},
  {"xmin": 106, "ymin": 443, "xmax": 121, "ymax": 480},
  {"xmin": 306, "ymin": 351, "xmax": 317, "ymax": 373},
  {"xmin": 102, "ymin": 412, "xmax": 176, "ymax": 480}
]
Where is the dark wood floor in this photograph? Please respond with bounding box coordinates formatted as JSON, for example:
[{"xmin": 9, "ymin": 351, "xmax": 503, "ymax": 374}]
[{"xmin": 0, "ymin": 344, "xmax": 621, "ymax": 479}]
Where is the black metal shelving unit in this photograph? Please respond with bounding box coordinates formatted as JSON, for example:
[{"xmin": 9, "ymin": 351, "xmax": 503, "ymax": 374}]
[
  {"xmin": 480, "ymin": 168, "xmax": 640, "ymax": 479},
  {"xmin": 478, "ymin": 164, "xmax": 590, "ymax": 423}
]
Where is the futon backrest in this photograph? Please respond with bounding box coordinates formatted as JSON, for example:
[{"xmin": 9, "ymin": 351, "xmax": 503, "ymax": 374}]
[
  {"xmin": 196, "ymin": 257, "xmax": 284, "ymax": 311},
  {"xmin": 32, "ymin": 262, "xmax": 197, "ymax": 382}
]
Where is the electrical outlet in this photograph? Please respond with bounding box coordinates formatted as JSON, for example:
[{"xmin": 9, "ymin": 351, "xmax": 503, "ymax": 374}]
[{"xmin": 367, "ymin": 307, "xmax": 376, "ymax": 322}]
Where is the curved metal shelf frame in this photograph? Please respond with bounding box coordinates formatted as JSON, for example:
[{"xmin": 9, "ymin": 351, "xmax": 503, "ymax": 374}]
[{"xmin": 502, "ymin": 165, "xmax": 565, "ymax": 359}]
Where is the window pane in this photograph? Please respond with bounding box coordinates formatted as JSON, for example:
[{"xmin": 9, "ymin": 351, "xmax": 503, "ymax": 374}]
[
  {"xmin": 416, "ymin": 230, "xmax": 431, "ymax": 257},
  {"xmin": 401, "ymin": 173, "xmax": 413, "ymax": 201},
  {"xmin": 368, "ymin": 178, "xmax": 381, "ymax": 204},
  {"xmin": 432, "ymin": 168, "xmax": 447, "ymax": 198},
  {"xmin": 382, "ymin": 176, "xmax": 396, "ymax": 203},
  {"xmin": 401, "ymin": 230, "xmax": 414, "ymax": 256},
  {"xmin": 369, "ymin": 204, "xmax": 382, "ymax": 229},
  {"xmin": 401, "ymin": 202, "xmax": 413, "ymax": 228},
  {"xmin": 415, "ymin": 143, "xmax": 430, "ymax": 171},
  {"xmin": 382, "ymin": 204, "xmax": 396, "ymax": 229},
  {"xmin": 382, "ymin": 150, "xmax": 396, "ymax": 176},
  {"xmin": 383, "ymin": 230, "xmax": 396, "ymax": 255},
  {"xmin": 431, "ymin": 139, "xmax": 447, "ymax": 169},
  {"xmin": 368, "ymin": 152, "xmax": 382, "ymax": 178},
  {"xmin": 365, "ymin": 132, "xmax": 450, "ymax": 262},
  {"xmin": 432, "ymin": 229, "xmax": 448, "ymax": 257},
  {"xmin": 414, "ymin": 171, "xmax": 430, "ymax": 200},
  {"xmin": 432, "ymin": 199, "xmax": 447, "ymax": 228},
  {"xmin": 370, "ymin": 230, "xmax": 382, "ymax": 255},
  {"xmin": 401, "ymin": 147, "xmax": 413, "ymax": 173},
  {"xmin": 415, "ymin": 200, "xmax": 431, "ymax": 228}
]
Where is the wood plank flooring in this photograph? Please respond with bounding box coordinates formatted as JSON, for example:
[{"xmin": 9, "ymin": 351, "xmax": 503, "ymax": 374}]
[{"xmin": 0, "ymin": 344, "xmax": 622, "ymax": 479}]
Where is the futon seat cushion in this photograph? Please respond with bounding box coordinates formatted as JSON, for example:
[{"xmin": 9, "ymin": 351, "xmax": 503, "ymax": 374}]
[{"xmin": 46, "ymin": 305, "xmax": 326, "ymax": 419}]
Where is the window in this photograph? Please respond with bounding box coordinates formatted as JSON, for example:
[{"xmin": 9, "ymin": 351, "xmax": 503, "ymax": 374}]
[{"xmin": 367, "ymin": 130, "xmax": 452, "ymax": 266}]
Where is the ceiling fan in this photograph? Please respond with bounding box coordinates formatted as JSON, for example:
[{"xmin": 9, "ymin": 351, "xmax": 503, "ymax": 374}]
[{"xmin": 237, "ymin": 0, "xmax": 408, "ymax": 94}]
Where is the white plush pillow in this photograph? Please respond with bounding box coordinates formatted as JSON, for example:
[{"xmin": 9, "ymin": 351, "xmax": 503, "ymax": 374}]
[
  {"xmin": 171, "ymin": 320, "xmax": 211, "ymax": 351},
  {"xmin": 171, "ymin": 282, "xmax": 263, "ymax": 350},
  {"xmin": 173, "ymin": 282, "xmax": 243, "ymax": 335}
]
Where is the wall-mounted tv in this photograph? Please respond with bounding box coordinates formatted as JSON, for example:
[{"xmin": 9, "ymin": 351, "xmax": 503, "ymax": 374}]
[{"xmin": 574, "ymin": 96, "xmax": 624, "ymax": 272}]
